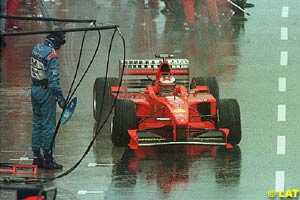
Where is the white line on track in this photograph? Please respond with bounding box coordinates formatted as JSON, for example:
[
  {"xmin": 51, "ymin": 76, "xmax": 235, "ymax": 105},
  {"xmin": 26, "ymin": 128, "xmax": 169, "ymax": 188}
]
[
  {"xmin": 281, "ymin": 27, "xmax": 288, "ymax": 40},
  {"xmin": 277, "ymin": 136, "xmax": 286, "ymax": 154},
  {"xmin": 88, "ymin": 163, "xmax": 114, "ymax": 167},
  {"xmin": 277, "ymin": 105, "xmax": 286, "ymax": 121},
  {"xmin": 281, "ymin": 6, "xmax": 289, "ymax": 18},
  {"xmin": 0, "ymin": 150, "xmax": 27, "ymax": 153},
  {"xmin": 10, "ymin": 157, "xmax": 33, "ymax": 161},
  {"xmin": 275, "ymin": 5, "xmax": 288, "ymax": 197},
  {"xmin": 278, "ymin": 77, "xmax": 286, "ymax": 92},
  {"xmin": 276, "ymin": 171, "xmax": 285, "ymax": 192},
  {"xmin": 280, "ymin": 51, "xmax": 288, "ymax": 66},
  {"xmin": 77, "ymin": 190, "xmax": 104, "ymax": 195}
]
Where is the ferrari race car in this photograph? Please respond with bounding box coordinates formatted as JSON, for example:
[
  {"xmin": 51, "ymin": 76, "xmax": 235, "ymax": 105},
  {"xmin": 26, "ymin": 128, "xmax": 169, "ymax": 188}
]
[{"xmin": 93, "ymin": 54, "xmax": 241, "ymax": 149}]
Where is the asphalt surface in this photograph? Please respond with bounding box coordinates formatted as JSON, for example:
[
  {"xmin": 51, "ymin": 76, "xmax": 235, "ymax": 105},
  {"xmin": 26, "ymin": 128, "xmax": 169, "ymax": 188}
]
[{"xmin": 1, "ymin": 0, "xmax": 300, "ymax": 199}]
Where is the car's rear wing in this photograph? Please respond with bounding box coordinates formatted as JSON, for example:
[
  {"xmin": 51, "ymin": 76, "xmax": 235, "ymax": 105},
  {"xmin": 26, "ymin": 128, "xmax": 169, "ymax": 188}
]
[{"xmin": 119, "ymin": 59, "xmax": 190, "ymax": 88}]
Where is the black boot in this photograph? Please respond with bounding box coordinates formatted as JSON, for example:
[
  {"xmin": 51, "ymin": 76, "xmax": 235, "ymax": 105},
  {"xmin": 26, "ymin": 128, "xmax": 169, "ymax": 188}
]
[
  {"xmin": 44, "ymin": 153, "xmax": 63, "ymax": 170},
  {"xmin": 32, "ymin": 151, "xmax": 44, "ymax": 168}
]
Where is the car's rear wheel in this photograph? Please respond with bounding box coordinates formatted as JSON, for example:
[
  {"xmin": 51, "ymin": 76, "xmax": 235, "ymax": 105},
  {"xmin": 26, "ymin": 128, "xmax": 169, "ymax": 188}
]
[
  {"xmin": 93, "ymin": 77, "xmax": 119, "ymax": 123},
  {"xmin": 190, "ymin": 77, "xmax": 219, "ymax": 100},
  {"xmin": 217, "ymin": 98, "xmax": 241, "ymax": 145},
  {"xmin": 111, "ymin": 99, "xmax": 137, "ymax": 147}
]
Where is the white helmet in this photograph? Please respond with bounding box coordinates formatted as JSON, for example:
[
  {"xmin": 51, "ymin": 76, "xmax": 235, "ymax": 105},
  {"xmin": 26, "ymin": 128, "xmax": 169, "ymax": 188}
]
[{"xmin": 159, "ymin": 75, "xmax": 176, "ymax": 96}]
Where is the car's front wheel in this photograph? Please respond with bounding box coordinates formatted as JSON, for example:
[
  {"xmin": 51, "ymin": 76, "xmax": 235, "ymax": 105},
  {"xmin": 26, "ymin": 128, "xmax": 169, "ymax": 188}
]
[
  {"xmin": 217, "ymin": 98, "xmax": 241, "ymax": 145},
  {"xmin": 111, "ymin": 99, "xmax": 137, "ymax": 147}
]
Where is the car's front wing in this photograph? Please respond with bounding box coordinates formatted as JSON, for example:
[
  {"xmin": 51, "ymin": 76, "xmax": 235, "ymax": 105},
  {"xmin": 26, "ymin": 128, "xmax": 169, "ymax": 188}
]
[{"xmin": 128, "ymin": 128, "xmax": 232, "ymax": 149}]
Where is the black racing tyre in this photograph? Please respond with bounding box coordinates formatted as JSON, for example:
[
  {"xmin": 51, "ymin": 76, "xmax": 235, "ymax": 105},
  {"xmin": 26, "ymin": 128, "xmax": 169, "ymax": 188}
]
[
  {"xmin": 190, "ymin": 77, "xmax": 220, "ymax": 100},
  {"xmin": 93, "ymin": 77, "xmax": 119, "ymax": 123},
  {"xmin": 217, "ymin": 99, "xmax": 241, "ymax": 145},
  {"xmin": 111, "ymin": 99, "xmax": 137, "ymax": 147}
]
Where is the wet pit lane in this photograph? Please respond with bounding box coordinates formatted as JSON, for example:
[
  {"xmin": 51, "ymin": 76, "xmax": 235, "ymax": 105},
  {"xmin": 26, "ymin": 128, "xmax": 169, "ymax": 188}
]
[
  {"xmin": 2, "ymin": 0, "xmax": 300, "ymax": 199},
  {"xmin": 105, "ymin": 146, "xmax": 241, "ymax": 200}
]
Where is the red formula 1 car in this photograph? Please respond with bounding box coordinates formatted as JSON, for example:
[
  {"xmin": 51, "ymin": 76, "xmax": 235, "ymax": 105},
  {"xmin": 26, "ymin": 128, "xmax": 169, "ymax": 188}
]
[{"xmin": 93, "ymin": 54, "xmax": 241, "ymax": 149}]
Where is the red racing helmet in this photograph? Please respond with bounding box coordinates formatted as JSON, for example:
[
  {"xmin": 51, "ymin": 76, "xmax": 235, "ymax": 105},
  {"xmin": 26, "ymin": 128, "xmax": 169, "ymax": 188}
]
[{"xmin": 159, "ymin": 75, "xmax": 176, "ymax": 96}]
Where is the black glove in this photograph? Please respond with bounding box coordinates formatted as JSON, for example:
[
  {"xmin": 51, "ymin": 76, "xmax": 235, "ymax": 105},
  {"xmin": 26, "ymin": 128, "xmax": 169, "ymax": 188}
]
[{"xmin": 55, "ymin": 91, "xmax": 66, "ymax": 109}]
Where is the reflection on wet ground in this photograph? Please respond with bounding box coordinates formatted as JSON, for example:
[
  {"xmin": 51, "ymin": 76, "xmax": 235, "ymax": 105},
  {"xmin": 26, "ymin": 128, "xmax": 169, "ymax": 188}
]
[{"xmin": 104, "ymin": 145, "xmax": 241, "ymax": 200}]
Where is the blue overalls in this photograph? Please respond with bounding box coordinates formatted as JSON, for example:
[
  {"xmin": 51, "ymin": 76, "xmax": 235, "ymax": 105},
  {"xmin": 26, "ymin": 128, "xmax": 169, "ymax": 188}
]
[{"xmin": 31, "ymin": 40, "xmax": 62, "ymax": 153}]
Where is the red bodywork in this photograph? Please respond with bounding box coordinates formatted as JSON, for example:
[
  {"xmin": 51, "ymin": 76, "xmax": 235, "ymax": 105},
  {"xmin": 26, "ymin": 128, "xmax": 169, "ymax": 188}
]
[{"xmin": 112, "ymin": 59, "xmax": 231, "ymax": 149}]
